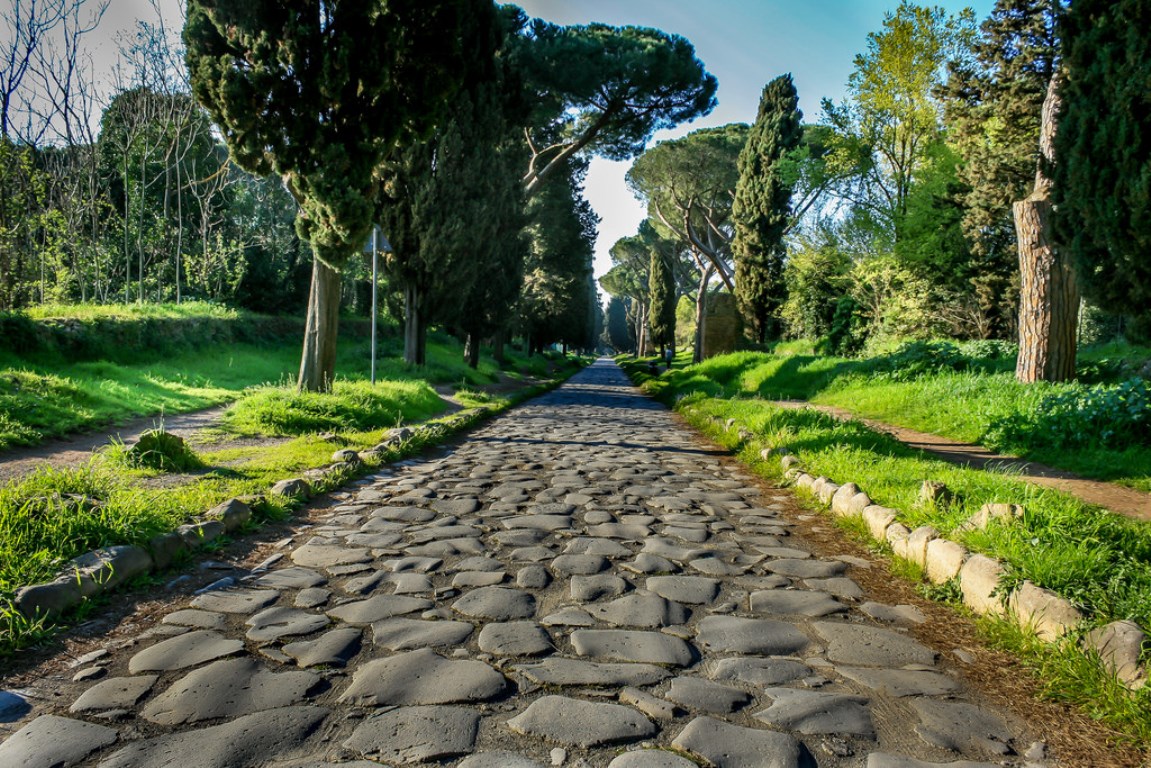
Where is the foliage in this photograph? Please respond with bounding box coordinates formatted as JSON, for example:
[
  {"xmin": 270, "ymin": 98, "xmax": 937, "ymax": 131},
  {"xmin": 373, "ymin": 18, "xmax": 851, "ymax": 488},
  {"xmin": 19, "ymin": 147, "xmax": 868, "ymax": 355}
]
[
  {"xmin": 850, "ymin": 253, "xmax": 942, "ymax": 346},
  {"xmin": 648, "ymin": 230, "xmax": 677, "ymax": 351},
  {"xmin": 605, "ymin": 296, "xmax": 634, "ymax": 353},
  {"xmin": 780, "ymin": 230, "xmax": 852, "ymax": 340},
  {"xmin": 733, "ymin": 74, "xmax": 803, "ymax": 343},
  {"xmin": 108, "ymin": 428, "xmax": 204, "ymax": 472},
  {"xmin": 1053, "ymin": 0, "xmax": 1151, "ymax": 330}
]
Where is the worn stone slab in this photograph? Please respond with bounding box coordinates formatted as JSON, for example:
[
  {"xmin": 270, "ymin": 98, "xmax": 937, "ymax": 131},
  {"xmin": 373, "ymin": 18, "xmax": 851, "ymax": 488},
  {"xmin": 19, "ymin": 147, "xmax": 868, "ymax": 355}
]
[
  {"xmin": 190, "ymin": 587, "xmax": 279, "ymax": 615},
  {"xmin": 325, "ymin": 595, "xmax": 433, "ymax": 625},
  {"xmin": 620, "ymin": 554, "xmax": 678, "ymax": 575},
  {"xmin": 620, "ymin": 686, "xmax": 680, "ymax": 721},
  {"xmin": 343, "ymin": 705, "xmax": 479, "ymax": 763},
  {"xmin": 0, "ymin": 714, "xmax": 117, "ymax": 768},
  {"xmin": 1008, "ymin": 580, "xmax": 1082, "ymax": 641},
  {"xmin": 246, "ymin": 606, "xmax": 329, "ymax": 643},
  {"xmin": 507, "ymin": 695, "xmax": 655, "ymax": 747},
  {"xmin": 253, "ymin": 567, "xmax": 327, "ymax": 590},
  {"xmin": 749, "ymin": 589, "xmax": 845, "ymax": 617},
  {"xmin": 837, "ymin": 667, "xmax": 961, "ymax": 698},
  {"xmin": 282, "ymin": 627, "xmax": 362, "ymax": 668},
  {"xmin": 645, "ymin": 576, "xmax": 719, "ymax": 605},
  {"xmin": 162, "ymin": 609, "xmax": 226, "ymax": 630},
  {"xmin": 339, "ymin": 648, "xmax": 507, "ymax": 706},
  {"xmin": 478, "ymin": 621, "xmax": 553, "ymax": 657},
  {"xmin": 866, "ymin": 755, "xmax": 999, "ymax": 768},
  {"xmin": 97, "ymin": 705, "xmax": 329, "ymax": 768},
  {"xmin": 665, "ymin": 676, "xmax": 751, "ymax": 714},
  {"xmin": 571, "ymin": 629, "xmax": 695, "ymax": 666},
  {"xmin": 672, "ymin": 716, "xmax": 802, "ymax": 768},
  {"xmin": 608, "ymin": 751, "xmax": 697, "ymax": 768},
  {"xmin": 541, "ymin": 606, "xmax": 597, "ymax": 626},
  {"xmin": 694, "ymin": 615, "xmax": 809, "ymax": 655},
  {"xmin": 762, "ymin": 558, "xmax": 848, "ymax": 579},
  {"xmin": 550, "ymin": 554, "xmax": 609, "ymax": 576},
  {"xmin": 910, "ymin": 698, "xmax": 1014, "ymax": 757},
  {"xmin": 70, "ymin": 675, "xmax": 158, "ymax": 713},
  {"xmin": 812, "ymin": 621, "xmax": 937, "ymax": 667},
  {"xmin": 755, "ymin": 688, "xmax": 874, "ymax": 736},
  {"xmin": 141, "ymin": 657, "xmax": 319, "ymax": 724},
  {"xmin": 565, "ymin": 537, "xmax": 631, "ymax": 557},
  {"xmin": 587, "ymin": 593, "xmax": 688, "ymax": 628},
  {"xmin": 371, "ymin": 617, "xmax": 474, "ymax": 651},
  {"xmin": 458, "ymin": 752, "xmax": 545, "ymax": 768},
  {"xmin": 708, "ymin": 657, "xmax": 810, "ymax": 687},
  {"xmin": 571, "ymin": 574, "xmax": 630, "ymax": 601},
  {"xmin": 291, "ymin": 541, "xmax": 371, "ymax": 569},
  {"xmin": 516, "ymin": 565, "xmax": 552, "ymax": 589},
  {"xmin": 515, "ymin": 658, "xmax": 671, "ymax": 687},
  {"xmin": 860, "ymin": 602, "xmax": 927, "ymax": 625},
  {"xmin": 452, "ymin": 586, "xmax": 536, "ymax": 620},
  {"xmin": 128, "ymin": 630, "xmax": 244, "ymax": 673},
  {"xmin": 503, "ymin": 515, "xmax": 573, "ymax": 532},
  {"xmin": 925, "ymin": 539, "xmax": 967, "ymax": 584}
]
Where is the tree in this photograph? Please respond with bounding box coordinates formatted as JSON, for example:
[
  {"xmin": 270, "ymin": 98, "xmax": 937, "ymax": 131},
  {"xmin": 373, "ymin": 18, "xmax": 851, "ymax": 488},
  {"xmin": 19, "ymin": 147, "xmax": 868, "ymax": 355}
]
[
  {"xmin": 604, "ymin": 296, "xmax": 634, "ymax": 353},
  {"xmin": 185, "ymin": 0, "xmax": 473, "ymax": 391},
  {"xmin": 1015, "ymin": 71, "xmax": 1077, "ymax": 382},
  {"xmin": 940, "ymin": 0, "xmax": 1061, "ymax": 337},
  {"xmin": 510, "ymin": 12, "xmax": 718, "ymax": 196},
  {"xmin": 823, "ymin": 1, "xmax": 976, "ymax": 240},
  {"xmin": 1053, "ymin": 0, "xmax": 1151, "ymax": 335},
  {"xmin": 732, "ymin": 74, "xmax": 803, "ymax": 343},
  {"xmin": 648, "ymin": 230, "xmax": 677, "ymax": 357}
]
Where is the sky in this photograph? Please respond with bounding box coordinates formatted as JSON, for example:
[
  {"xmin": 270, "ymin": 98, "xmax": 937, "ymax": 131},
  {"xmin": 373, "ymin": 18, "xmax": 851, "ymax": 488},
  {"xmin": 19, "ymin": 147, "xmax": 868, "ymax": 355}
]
[
  {"xmin": 35, "ymin": 0, "xmax": 994, "ymax": 282},
  {"xmin": 514, "ymin": 0, "xmax": 994, "ymax": 282}
]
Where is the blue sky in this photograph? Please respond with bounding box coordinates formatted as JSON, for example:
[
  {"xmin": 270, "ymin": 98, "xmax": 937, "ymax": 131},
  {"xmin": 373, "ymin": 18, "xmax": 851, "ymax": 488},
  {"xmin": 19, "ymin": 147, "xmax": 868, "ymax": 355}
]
[{"xmin": 512, "ymin": 0, "xmax": 994, "ymax": 281}]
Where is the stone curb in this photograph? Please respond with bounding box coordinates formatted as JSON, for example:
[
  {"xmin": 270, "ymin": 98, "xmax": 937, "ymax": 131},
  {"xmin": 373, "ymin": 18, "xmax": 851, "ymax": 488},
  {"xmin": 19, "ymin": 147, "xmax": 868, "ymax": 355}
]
[
  {"xmin": 780, "ymin": 457, "xmax": 1148, "ymax": 692},
  {"xmin": 10, "ymin": 397, "xmax": 520, "ymax": 627}
]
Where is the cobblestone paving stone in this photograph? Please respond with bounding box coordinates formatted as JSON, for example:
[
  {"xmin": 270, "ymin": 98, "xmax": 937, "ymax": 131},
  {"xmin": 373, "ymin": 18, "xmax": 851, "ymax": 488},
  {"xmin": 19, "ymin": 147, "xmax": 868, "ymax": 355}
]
[{"xmin": 0, "ymin": 360, "xmax": 1034, "ymax": 767}]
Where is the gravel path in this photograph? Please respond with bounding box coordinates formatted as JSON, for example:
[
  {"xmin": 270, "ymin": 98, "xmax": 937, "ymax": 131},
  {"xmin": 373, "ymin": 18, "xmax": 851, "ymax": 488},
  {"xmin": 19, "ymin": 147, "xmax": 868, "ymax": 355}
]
[{"xmin": 0, "ymin": 360, "xmax": 1041, "ymax": 767}]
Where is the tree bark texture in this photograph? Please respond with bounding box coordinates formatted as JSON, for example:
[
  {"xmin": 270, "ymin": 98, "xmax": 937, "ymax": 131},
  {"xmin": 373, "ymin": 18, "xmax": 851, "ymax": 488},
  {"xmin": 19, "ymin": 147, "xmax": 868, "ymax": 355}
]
[
  {"xmin": 403, "ymin": 283, "xmax": 426, "ymax": 366},
  {"xmin": 464, "ymin": 333, "xmax": 481, "ymax": 369},
  {"xmin": 297, "ymin": 257, "xmax": 342, "ymax": 392},
  {"xmin": 1015, "ymin": 71, "xmax": 1078, "ymax": 383}
]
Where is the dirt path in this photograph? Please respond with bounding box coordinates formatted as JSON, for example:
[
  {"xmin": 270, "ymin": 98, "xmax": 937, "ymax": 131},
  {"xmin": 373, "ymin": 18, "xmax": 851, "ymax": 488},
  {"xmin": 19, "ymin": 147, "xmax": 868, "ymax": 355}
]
[
  {"xmin": 0, "ymin": 405, "xmax": 233, "ymax": 485},
  {"xmin": 773, "ymin": 399, "xmax": 1151, "ymax": 522}
]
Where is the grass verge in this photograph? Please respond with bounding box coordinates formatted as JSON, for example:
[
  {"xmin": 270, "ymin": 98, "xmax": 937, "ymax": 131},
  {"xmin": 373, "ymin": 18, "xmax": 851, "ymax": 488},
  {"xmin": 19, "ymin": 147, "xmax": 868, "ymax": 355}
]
[{"xmin": 619, "ymin": 356, "xmax": 1151, "ymax": 743}]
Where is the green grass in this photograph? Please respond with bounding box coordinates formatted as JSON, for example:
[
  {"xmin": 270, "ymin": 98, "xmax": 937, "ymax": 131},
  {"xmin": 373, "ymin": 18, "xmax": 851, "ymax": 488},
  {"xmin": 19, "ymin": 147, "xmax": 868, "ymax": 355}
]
[
  {"xmin": 21, "ymin": 301, "xmax": 244, "ymax": 321},
  {"xmin": 655, "ymin": 388, "xmax": 1151, "ymax": 742}
]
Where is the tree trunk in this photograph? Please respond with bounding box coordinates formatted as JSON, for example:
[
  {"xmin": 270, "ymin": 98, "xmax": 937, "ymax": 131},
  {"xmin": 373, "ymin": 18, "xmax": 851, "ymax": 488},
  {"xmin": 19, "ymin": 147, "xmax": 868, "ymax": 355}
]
[
  {"xmin": 493, "ymin": 328, "xmax": 507, "ymax": 364},
  {"xmin": 694, "ymin": 265, "xmax": 713, "ymax": 363},
  {"xmin": 1015, "ymin": 71, "xmax": 1078, "ymax": 383},
  {"xmin": 403, "ymin": 283, "xmax": 425, "ymax": 366},
  {"xmin": 297, "ymin": 257, "xmax": 342, "ymax": 392},
  {"xmin": 464, "ymin": 333, "xmax": 481, "ymax": 369}
]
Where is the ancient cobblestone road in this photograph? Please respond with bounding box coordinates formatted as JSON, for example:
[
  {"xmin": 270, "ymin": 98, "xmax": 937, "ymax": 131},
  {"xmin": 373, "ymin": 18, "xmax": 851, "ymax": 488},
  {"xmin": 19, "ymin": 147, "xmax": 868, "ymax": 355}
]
[{"xmin": 0, "ymin": 360, "xmax": 1034, "ymax": 767}]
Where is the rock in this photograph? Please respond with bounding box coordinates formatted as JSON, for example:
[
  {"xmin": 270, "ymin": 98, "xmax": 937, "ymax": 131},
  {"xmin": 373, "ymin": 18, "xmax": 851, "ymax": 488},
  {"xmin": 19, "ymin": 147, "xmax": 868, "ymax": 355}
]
[
  {"xmin": 804, "ymin": 577, "xmax": 864, "ymax": 600},
  {"xmin": 608, "ymin": 750, "xmax": 697, "ymax": 767},
  {"xmin": 326, "ymin": 595, "xmax": 433, "ymax": 625},
  {"xmin": 664, "ymin": 676, "xmax": 751, "ymax": 714},
  {"xmin": 672, "ymin": 716, "xmax": 802, "ymax": 768},
  {"xmin": 140, "ymin": 657, "xmax": 320, "ymax": 724},
  {"xmin": 147, "ymin": 532, "xmax": 188, "ymax": 570},
  {"xmin": 178, "ymin": 520, "xmax": 227, "ymax": 548},
  {"xmin": 924, "ymin": 539, "xmax": 967, "ymax": 584},
  {"xmin": 644, "ymin": 576, "xmax": 720, "ymax": 605},
  {"xmin": 830, "ymin": 483, "xmax": 862, "ymax": 516},
  {"xmin": 919, "ymin": 481, "xmax": 953, "ymax": 506},
  {"xmin": 271, "ymin": 478, "xmax": 312, "ymax": 498},
  {"xmin": 97, "ymin": 706, "xmax": 329, "ymax": 768},
  {"xmin": 14, "ymin": 579, "xmax": 82, "ymax": 621},
  {"xmin": 458, "ymin": 752, "xmax": 545, "ymax": 768},
  {"xmin": 70, "ymin": 675, "xmax": 158, "ymax": 713},
  {"xmin": 756, "ymin": 688, "xmax": 874, "ymax": 737},
  {"xmin": 1084, "ymin": 620, "xmax": 1148, "ymax": 689},
  {"xmin": 909, "ymin": 698, "xmax": 1014, "ymax": 757},
  {"xmin": 291, "ymin": 540, "xmax": 372, "ymax": 569},
  {"xmin": 960, "ymin": 503, "xmax": 1024, "ymax": 531},
  {"xmin": 958, "ymin": 555, "xmax": 1006, "ymax": 616},
  {"xmin": 516, "ymin": 565, "xmax": 552, "ymax": 589},
  {"xmin": 478, "ymin": 621, "xmax": 553, "ymax": 657},
  {"xmin": 254, "ymin": 567, "xmax": 328, "ymax": 589},
  {"xmin": 619, "ymin": 686, "xmax": 680, "ymax": 720},
  {"xmin": 694, "ymin": 615, "xmax": 809, "ymax": 655},
  {"xmin": 570, "ymin": 575, "xmax": 630, "ymax": 601},
  {"xmin": 571, "ymin": 629, "xmax": 695, "ymax": 666},
  {"xmin": 762, "ymin": 558, "xmax": 847, "ymax": 579},
  {"xmin": 587, "ymin": 593, "xmax": 689, "ymax": 628},
  {"xmin": 339, "ymin": 648, "xmax": 507, "ymax": 706},
  {"xmin": 811, "ymin": 622, "xmax": 937, "ymax": 667},
  {"xmin": 246, "ymin": 606, "xmax": 330, "ymax": 643},
  {"xmin": 749, "ymin": 589, "xmax": 845, "ymax": 617},
  {"xmin": 371, "ymin": 617, "xmax": 474, "ymax": 651},
  {"xmin": 343, "ymin": 705, "xmax": 479, "ymax": 763},
  {"xmin": 0, "ymin": 714, "xmax": 118, "ymax": 768},
  {"xmin": 550, "ymin": 554, "xmax": 609, "ymax": 576},
  {"xmin": 282, "ymin": 627, "xmax": 363, "ymax": 668},
  {"xmin": 903, "ymin": 526, "xmax": 938, "ymax": 567},
  {"xmin": 452, "ymin": 586, "xmax": 536, "ymax": 621},
  {"xmin": 64, "ymin": 545, "xmax": 153, "ymax": 597},
  {"xmin": 206, "ymin": 499, "xmax": 252, "ymax": 532},
  {"xmin": 1008, "ymin": 581, "xmax": 1082, "ymax": 641},
  {"xmin": 507, "ymin": 695, "xmax": 656, "ymax": 747},
  {"xmin": 866, "ymin": 756, "xmax": 999, "ymax": 768},
  {"xmin": 128, "ymin": 630, "xmax": 244, "ymax": 673},
  {"xmin": 863, "ymin": 505, "xmax": 898, "ymax": 541},
  {"xmin": 708, "ymin": 657, "xmax": 811, "ymax": 687},
  {"xmin": 515, "ymin": 659, "xmax": 671, "ymax": 688},
  {"xmin": 836, "ymin": 667, "xmax": 961, "ymax": 698},
  {"xmin": 191, "ymin": 587, "xmax": 280, "ymax": 615}
]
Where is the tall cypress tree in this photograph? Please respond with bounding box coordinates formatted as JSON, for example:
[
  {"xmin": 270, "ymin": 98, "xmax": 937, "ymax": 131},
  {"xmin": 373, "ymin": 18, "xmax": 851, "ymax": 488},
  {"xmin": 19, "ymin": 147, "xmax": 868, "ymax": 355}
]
[
  {"xmin": 647, "ymin": 227, "xmax": 677, "ymax": 356},
  {"xmin": 184, "ymin": 0, "xmax": 472, "ymax": 391},
  {"xmin": 1053, "ymin": 0, "xmax": 1151, "ymax": 333},
  {"xmin": 732, "ymin": 74, "xmax": 803, "ymax": 344}
]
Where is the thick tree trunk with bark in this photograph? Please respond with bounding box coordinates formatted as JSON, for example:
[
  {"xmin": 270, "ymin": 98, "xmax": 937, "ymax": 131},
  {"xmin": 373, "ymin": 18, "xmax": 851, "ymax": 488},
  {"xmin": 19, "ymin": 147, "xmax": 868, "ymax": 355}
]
[
  {"xmin": 693, "ymin": 265, "xmax": 713, "ymax": 363},
  {"xmin": 493, "ymin": 328, "xmax": 507, "ymax": 364},
  {"xmin": 464, "ymin": 333, "xmax": 481, "ymax": 369},
  {"xmin": 297, "ymin": 257, "xmax": 342, "ymax": 392},
  {"xmin": 1015, "ymin": 71, "xmax": 1078, "ymax": 383}
]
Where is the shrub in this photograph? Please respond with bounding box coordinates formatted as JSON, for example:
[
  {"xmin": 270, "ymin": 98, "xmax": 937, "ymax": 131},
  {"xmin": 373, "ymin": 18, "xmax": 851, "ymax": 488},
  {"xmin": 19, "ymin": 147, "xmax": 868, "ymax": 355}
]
[{"xmin": 108, "ymin": 428, "xmax": 204, "ymax": 472}]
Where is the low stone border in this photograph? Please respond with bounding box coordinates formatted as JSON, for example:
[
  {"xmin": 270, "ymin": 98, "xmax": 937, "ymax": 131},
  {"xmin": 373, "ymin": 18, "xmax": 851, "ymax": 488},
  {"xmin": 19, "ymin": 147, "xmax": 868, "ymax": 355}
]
[
  {"xmin": 774, "ymin": 450, "xmax": 1149, "ymax": 692},
  {"xmin": 12, "ymin": 405, "xmax": 500, "ymax": 625}
]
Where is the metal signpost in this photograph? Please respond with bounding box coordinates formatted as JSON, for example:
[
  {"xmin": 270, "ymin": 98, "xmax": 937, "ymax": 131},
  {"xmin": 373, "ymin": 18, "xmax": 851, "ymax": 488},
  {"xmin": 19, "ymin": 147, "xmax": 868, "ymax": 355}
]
[{"xmin": 363, "ymin": 225, "xmax": 392, "ymax": 385}]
